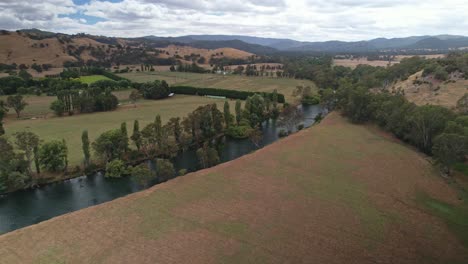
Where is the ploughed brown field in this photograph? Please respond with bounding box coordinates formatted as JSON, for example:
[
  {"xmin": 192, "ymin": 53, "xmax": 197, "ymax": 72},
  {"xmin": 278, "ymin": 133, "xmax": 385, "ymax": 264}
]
[{"xmin": 1, "ymin": 112, "xmax": 467, "ymax": 263}]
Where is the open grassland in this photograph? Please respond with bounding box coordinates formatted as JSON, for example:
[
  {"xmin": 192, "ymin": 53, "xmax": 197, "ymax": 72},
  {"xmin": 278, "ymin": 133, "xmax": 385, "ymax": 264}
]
[
  {"xmin": 4, "ymin": 95, "xmax": 234, "ymax": 166},
  {"xmin": 1, "ymin": 112, "xmax": 467, "ymax": 263},
  {"xmin": 118, "ymin": 71, "xmax": 317, "ymax": 103},
  {"xmin": 78, "ymin": 75, "xmax": 112, "ymax": 84},
  {"xmin": 0, "ymin": 90, "xmax": 132, "ymax": 119}
]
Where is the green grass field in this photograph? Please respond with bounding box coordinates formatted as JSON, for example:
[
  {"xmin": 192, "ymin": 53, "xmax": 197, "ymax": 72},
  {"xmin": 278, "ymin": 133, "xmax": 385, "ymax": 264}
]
[
  {"xmin": 1, "ymin": 113, "xmax": 467, "ymax": 263},
  {"xmin": 118, "ymin": 71, "xmax": 317, "ymax": 103},
  {"xmin": 4, "ymin": 95, "xmax": 235, "ymax": 166},
  {"xmin": 78, "ymin": 75, "xmax": 112, "ymax": 84}
]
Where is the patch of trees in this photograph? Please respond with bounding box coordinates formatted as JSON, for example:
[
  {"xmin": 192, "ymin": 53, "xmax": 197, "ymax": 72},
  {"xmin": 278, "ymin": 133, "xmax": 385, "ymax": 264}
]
[
  {"xmin": 176, "ymin": 63, "xmax": 209, "ymax": 73},
  {"xmin": 170, "ymin": 86, "xmax": 286, "ymax": 103},
  {"xmin": 328, "ymin": 78, "xmax": 467, "ymax": 176},
  {"xmin": 140, "ymin": 80, "xmax": 170, "ymax": 100},
  {"xmin": 0, "ymin": 132, "xmax": 69, "ymax": 193},
  {"xmin": 51, "ymin": 87, "xmax": 118, "ymax": 116}
]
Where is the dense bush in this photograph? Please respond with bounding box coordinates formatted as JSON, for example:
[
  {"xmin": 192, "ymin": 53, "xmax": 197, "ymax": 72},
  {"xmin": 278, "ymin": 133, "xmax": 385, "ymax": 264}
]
[
  {"xmin": 225, "ymin": 125, "xmax": 251, "ymax": 139},
  {"xmin": 141, "ymin": 80, "xmax": 170, "ymax": 100},
  {"xmin": 0, "ymin": 76, "xmax": 25, "ymax": 95},
  {"xmin": 105, "ymin": 159, "xmax": 127, "ymax": 178}
]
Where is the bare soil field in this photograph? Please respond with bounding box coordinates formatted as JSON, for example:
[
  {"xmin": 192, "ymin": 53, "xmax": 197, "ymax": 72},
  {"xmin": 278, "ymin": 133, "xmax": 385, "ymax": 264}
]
[
  {"xmin": 1, "ymin": 112, "xmax": 467, "ymax": 263},
  {"xmin": 390, "ymin": 71, "xmax": 468, "ymax": 109}
]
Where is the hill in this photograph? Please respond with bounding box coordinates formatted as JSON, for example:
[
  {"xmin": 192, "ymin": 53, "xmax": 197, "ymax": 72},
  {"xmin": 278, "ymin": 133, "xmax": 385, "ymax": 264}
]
[
  {"xmin": 0, "ymin": 30, "xmax": 257, "ymax": 68},
  {"xmin": 1, "ymin": 112, "xmax": 467, "ymax": 263},
  {"xmin": 174, "ymin": 34, "xmax": 468, "ymax": 53},
  {"xmin": 389, "ymin": 70, "xmax": 468, "ymax": 109}
]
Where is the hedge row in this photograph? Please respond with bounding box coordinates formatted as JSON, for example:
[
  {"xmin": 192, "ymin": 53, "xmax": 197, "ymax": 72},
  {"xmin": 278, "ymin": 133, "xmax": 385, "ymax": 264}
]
[{"xmin": 170, "ymin": 86, "xmax": 286, "ymax": 103}]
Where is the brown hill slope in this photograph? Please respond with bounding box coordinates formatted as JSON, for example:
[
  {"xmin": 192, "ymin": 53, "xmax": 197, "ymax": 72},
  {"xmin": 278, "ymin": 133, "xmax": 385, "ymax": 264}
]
[
  {"xmin": 390, "ymin": 70, "xmax": 468, "ymax": 109},
  {"xmin": 0, "ymin": 112, "xmax": 467, "ymax": 263},
  {"xmin": 0, "ymin": 32, "xmax": 254, "ymax": 68}
]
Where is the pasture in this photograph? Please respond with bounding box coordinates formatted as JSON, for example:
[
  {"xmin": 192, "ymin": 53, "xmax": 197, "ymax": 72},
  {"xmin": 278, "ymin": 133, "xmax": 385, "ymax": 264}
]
[
  {"xmin": 118, "ymin": 71, "xmax": 317, "ymax": 103},
  {"xmin": 78, "ymin": 75, "xmax": 112, "ymax": 84},
  {"xmin": 0, "ymin": 112, "xmax": 467, "ymax": 263}
]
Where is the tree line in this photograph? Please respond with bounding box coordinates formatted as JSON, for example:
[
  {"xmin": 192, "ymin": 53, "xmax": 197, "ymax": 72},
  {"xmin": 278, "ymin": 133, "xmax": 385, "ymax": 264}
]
[
  {"xmin": 318, "ymin": 57, "xmax": 467, "ymax": 175},
  {"xmin": 0, "ymin": 90, "xmax": 284, "ymax": 193}
]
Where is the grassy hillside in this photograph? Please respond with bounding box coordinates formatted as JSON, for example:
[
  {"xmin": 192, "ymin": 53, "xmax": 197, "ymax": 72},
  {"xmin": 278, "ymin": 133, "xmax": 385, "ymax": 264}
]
[
  {"xmin": 390, "ymin": 70, "xmax": 468, "ymax": 109},
  {"xmin": 119, "ymin": 71, "xmax": 317, "ymax": 103},
  {"xmin": 1, "ymin": 112, "xmax": 466, "ymax": 263},
  {"xmin": 3, "ymin": 95, "xmax": 234, "ymax": 166}
]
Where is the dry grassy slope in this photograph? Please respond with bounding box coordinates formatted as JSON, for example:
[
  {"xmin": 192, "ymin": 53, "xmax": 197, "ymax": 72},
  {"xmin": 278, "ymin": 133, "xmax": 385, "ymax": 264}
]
[
  {"xmin": 391, "ymin": 71, "xmax": 468, "ymax": 109},
  {"xmin": 0, "ymin": 33, "xmax": 255, "ymax": 68},
  {"xmin": 0, "ymin": 112, "xmax": 466, "ymax": 264},
  {"xmin": 159, "ymin": 44, "xmax": 253, "ymax": 60},
  {"xmin": 0, "ymin": 32, "xmax": 108, "ymax": 67}
]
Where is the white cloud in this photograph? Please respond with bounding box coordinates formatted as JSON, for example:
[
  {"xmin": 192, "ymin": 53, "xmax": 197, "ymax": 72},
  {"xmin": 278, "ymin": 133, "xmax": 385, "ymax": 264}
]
[{"xmin": 0, "ymin": 0, "xmax": 467, "ymax": 41}]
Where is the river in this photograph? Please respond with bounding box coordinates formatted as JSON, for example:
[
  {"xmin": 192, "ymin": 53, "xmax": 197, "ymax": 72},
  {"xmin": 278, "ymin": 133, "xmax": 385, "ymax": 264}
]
[{"xmin": 0, "ymin": 105, "xmax": 323, "ymax": 235}]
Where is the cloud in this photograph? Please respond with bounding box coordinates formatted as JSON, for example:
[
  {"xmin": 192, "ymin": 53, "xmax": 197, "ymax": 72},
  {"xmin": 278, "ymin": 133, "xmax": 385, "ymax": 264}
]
[{"xmin": 0, "ymin": 0, "xmax": 467, "ymax": 41}]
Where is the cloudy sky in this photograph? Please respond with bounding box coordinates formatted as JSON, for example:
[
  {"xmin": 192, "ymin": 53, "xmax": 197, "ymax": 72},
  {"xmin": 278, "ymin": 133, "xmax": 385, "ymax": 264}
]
[{"xmin": 0, "ymin": 0, "xmax": 467, "ymax": 41}]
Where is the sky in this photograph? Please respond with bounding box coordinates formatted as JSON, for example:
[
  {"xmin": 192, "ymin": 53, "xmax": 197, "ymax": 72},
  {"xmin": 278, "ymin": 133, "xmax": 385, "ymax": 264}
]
[{"xmin": 0, "ymin": 0, "xmax": 467, "ymax": 42}]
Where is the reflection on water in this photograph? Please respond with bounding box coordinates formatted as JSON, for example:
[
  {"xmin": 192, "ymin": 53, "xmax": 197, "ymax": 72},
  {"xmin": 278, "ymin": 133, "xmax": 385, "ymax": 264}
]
[{"xmin": 0, "ymin": 105, "xmax": 323, "ymax": 235}]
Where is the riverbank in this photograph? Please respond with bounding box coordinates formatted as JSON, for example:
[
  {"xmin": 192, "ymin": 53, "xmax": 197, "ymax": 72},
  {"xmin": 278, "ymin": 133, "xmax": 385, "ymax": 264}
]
[{"xmin": 1, "ymin": 112, "xmax": 467, "ymax": 263}]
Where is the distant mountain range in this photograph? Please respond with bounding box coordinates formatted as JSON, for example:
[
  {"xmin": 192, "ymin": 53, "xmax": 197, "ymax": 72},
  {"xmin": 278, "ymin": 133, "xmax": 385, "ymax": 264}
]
[
  {"xmin": 8, "ymin": 29, "xmax": 468, "ymax": 54},
  {"xmin": 144, "ymin": 34, "xmax": 468, "ymax": 53}
]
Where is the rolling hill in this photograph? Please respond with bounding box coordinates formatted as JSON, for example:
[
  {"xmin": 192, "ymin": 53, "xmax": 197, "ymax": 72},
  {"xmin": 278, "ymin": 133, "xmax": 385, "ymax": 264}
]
[{"xmin": 0, "ymin": 112, "xmax": 467, "ymax": 263}]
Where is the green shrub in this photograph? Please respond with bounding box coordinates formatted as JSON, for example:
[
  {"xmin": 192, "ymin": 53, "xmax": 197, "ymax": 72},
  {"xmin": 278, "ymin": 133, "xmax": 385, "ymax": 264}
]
[
  {"xmin": 225, "ymin": 125, "xmax": 251, "ymax": 139},
  {"xmin": 105, "ymin": 159, "xmax": 127, "ymax": 178},
  {"xmin": 302, "ymin": 95, "xmax": 320, "ymax": 105},
  {"xmin": 50, "ymin": 100, "xmax": 65, "ymax": 116}
]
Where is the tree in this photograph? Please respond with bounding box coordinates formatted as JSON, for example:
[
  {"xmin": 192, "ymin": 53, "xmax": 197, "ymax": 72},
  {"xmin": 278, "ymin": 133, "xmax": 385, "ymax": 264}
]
[
  {"xmin": 456, "ymin": 93, "xmax": 468, "ymax": 114},
  {"xmin": 131, "ymin": 120, "xmax": 142, "ymax": 150},
  {"xmin": 408, "ymin": 105, "xmax": 454, "ymax": 154},
  {"xmin": 50, "ymin": 100, "xmax": 65, "ymax": 116},
  {"xmin": 18, "ymin": 69, "xmax": 32, "ymax": 81},
  {"xmin": 235, "ymin": 100, "xmax": 242, "ymax": 125},
  {"xmin": 433, "ymin": 133, "xmax": 466, "ymax": 175},
  {"xmin": 155, "ymin": 159, "xmax": 175, "ymax": 182},
  {"xmin": 129, "ymin": 89, "xmax": 142, "ymax": 107},
  {"xmin": 0, "ymin": 137, "xmax": 28, "ymax": 191},
  {"xmin": 38, "ymin": 140, "xmax": 68, "ymax": 172},
  {"xmin": 278, "ymin": 105, "xmax": 304, "ymax": 133},
  {"xmin": 211, "ymin": 104, "xmax": 224, "ymax": 134},
  {"xmin": 120, "ymin": 122, "xmax": 129, "ymax": 153},
  {"xmin": 33, "ymin": 146, "xmax": 40, "ymax": 174},
  {"xmin": 0, "ymin": 100, "xmax": 7, "ymax": 135},
  {"xmin": 224, "ymin": 101, "xmax": 232, "ymax": 128},
  {"xmin": 154, "ymin": 115, "xmax": 163, "ymax": 147},
  {"xmin": 105, "ymin": 159, "xmax": 127, "ymax": 178},
  {"xmin": 131, "ymin": 163, "xmax": 154, "ymax": 186},
  {"xmin": 82, "ymin": 130, "xmax": 90, "ymax": 167},
  {"xmin": 271, "ymin": 89, "xmax": 280, "ymax": 119},
  {"xmin": 196, "ymin": 143, "xmax": 220, "ymax": 169},
  {"xmin": 92, "ymin": 129, "xmax": 127, "ymax": 162},
  {"xmin": 141, "ymin": 80, "xmax": 170, "ymax": 100},
  {"xmin": 167, "ymin": 117, "xmax": 182, "ymax": 144},
  {"xmin": 320, "ymin": 88, "xmax": 337, "ymax": 111},
  {"xmin": 14, "ymin": 131, "xmax": 40, "ymax": 172},
  {"xmin": 6, "ymin": 95, "xmax": 28, "ymax": 118}
]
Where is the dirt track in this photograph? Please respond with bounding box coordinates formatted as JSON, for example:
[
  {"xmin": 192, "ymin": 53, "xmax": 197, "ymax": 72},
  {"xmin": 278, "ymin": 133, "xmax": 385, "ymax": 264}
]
[{"xmin": 0, "ymin": 112, "xmax": 467, "ymax": 263}]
